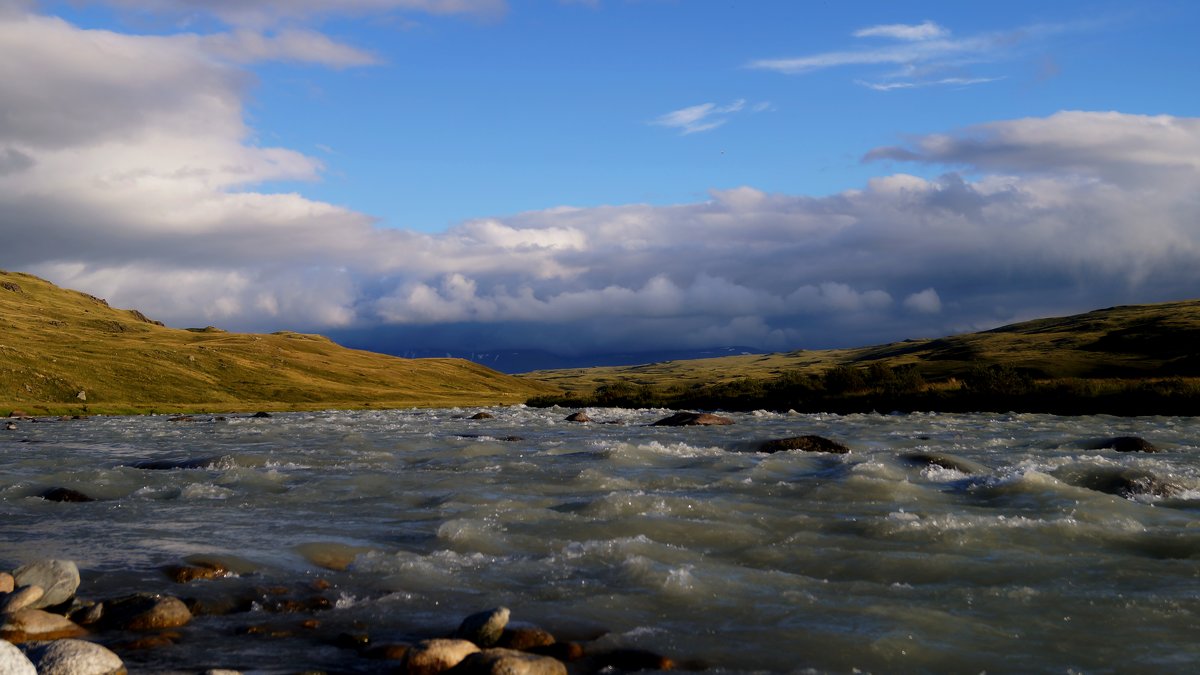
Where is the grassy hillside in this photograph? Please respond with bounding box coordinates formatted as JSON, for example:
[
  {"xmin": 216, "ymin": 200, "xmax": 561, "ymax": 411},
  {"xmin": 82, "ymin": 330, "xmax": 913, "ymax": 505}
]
[
  {"xmin": 0, "ymin": 270, "xmax": 556, "ymax": 415},
  {"xmin": 521, "ymin": 300, "xmax": 1200, "ymax": 415}
]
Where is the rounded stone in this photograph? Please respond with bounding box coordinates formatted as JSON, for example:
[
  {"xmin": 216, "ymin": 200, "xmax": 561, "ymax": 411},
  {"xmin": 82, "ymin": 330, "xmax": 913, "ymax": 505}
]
[
  {"xmin": 402, "ymin": 638, "xmax": 480, "ymax": 675},
  {"xmin": 455, "ymin": 607, "xmax": 510, "ymax": 647},
  {"xmin": 0, "ymin": 584, "xmax": 45, "ymax": 614},
  {"xmin": 102, "ymin": 594, "xmax": 192, "ymax": 630},
  {"xmin": 0, "ymin": 639, "xmax": 37, "ymax": 675},
  {"xmin": 12, "ymin": 559, "xmax": 80, "ymax": 609},
  {"xmin": 25, "ymin": 639, "xmax": 126, "ymax": 675},
  {"xmin": 457, "ymin": 648, "xmax": 567, "ymax": 675},
  {"xmin": 0, "ymin": 573, "xmax": 14, "ymax": 594},
  {"xmin": 498, "ymin": 627, "xmax": 556, "ymax": 651},
  {"xmin": 0, "ymin": 608, "xmax": 88, "ymax": 643},
  {"xmin": 564, "ymin": 412, "xmax": 592, "ymax": 423}
]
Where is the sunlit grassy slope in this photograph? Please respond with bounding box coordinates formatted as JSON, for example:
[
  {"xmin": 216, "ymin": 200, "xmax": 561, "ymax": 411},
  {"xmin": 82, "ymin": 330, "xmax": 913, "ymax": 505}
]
[
  {"xmin": 1, "ymin": 270, "xmax": 556, "ymax": 415},
  {"xmin": 522, "ymin": 300, "xmax": 1200, "ymax": 394}
]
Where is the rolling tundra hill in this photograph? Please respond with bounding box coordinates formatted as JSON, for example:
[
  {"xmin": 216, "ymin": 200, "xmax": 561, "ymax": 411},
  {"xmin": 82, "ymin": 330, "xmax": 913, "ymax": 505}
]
[
  {"xmin": 0, "ymin": 270, "xmax": 555, "ymax": 415},
  {"xmin": 520, "ymin": 300, "xmax": 1200, "ymax": 415}
]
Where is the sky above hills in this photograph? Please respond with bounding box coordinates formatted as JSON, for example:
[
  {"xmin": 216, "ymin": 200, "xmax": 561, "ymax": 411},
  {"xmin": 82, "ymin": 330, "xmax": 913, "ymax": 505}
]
[{"xmin": 1, "ymin": 0, "xmax": 1198, "ymax": 360}]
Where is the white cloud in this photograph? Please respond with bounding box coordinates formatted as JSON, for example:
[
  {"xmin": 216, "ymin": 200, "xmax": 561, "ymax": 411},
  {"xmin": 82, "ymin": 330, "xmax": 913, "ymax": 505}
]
[
  {"xmin": 853, "ymin": 20, "xmax": 948, "ymax": 41},
  {"xmin": 651, "ymin": 100, "xmax": 745, "ymax": 135},
  {"xmin": 83, "ymin": 0, "xmax": 507, "ymax": 27},
  {"xmin": 904, "ymin": 288, "xmax": 942, "ymax": 314},
  {"xmin": 749, "ymin": 19, "xmax": 1079, "ymax": 91},
  {"xmin": 2, "ymin": 9, "xmax": 1199, "ymax": 354}
]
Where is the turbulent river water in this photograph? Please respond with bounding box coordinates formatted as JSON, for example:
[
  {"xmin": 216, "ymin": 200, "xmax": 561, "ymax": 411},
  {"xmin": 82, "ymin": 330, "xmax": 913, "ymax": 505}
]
[{"xmin": 2, "ymin": 407, "xmax": 1199, "ymax": 673}]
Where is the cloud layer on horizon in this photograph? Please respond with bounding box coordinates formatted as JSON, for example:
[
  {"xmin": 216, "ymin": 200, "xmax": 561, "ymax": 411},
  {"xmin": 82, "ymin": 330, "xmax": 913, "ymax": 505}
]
[{"xmin": 2, "ymin": 8, "xmax": 1198, "ymax": 355}]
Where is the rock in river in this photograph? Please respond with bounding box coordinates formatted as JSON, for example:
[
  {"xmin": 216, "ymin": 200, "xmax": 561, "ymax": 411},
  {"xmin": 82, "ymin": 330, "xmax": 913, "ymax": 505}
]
[
  {"xmin": 652, "ymin": 412, "xmax": 734, "ymax": 427},
  {"xmin": 402, "ymin": 638, "xmax": 480, "ymax": 675},
  {"xmin": 900, "ymin": 452, "xmax": 991, "ymax": 475},
  {"xmin": 757, "ymin": 436, "xmax": 850, "ymax": 454},
  {"xmin": 1087, "ymin": 436, "xmax": 1159, "ymax": 453},
  {"xmin": 101, "ymin": 593, "xmax": 192, "ymax": 630},
  {"xmin": 456, "ymin": 606, "xmax": 510, "ymax": 647},
  {"xmin": 456, "ymin": 648, "xmax": 567, "ymax": 675},
  {"xmin": 564, "ymin": 412, "xmax": 592, "ymax": 423}
]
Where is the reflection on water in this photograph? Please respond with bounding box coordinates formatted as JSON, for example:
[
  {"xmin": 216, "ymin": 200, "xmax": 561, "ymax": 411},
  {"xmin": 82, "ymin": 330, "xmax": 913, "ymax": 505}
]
[{"xmin": 2, "ymin": 407, "xmax": 1199, "ymax": 672}]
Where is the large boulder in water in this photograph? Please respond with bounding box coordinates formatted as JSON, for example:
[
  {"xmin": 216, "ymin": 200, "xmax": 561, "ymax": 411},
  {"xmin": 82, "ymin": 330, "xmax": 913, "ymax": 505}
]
[
  {"xmin": 1087, "ymin": 436, "xmax": 1159, "ymax": 453},
  {"xmin": 757, "ymin": 436, "xmax": 850, "ymax": 454},
  {"xmin": 12, "ymin": 559, "xmax": 80, "ymax": 609},
  {"xmin": 652, "ymin": 412, "xmax": 733, "ymax": 427},
  {"xmin": 564, "ymin": 412, "xmax": 592, "ymax": 423}
]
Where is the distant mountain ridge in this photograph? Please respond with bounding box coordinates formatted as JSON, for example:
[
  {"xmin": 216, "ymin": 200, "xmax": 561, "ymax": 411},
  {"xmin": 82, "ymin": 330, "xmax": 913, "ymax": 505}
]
[{"xmin": 0, "ymin": 270, "xmax": 554, "ymax": 415}]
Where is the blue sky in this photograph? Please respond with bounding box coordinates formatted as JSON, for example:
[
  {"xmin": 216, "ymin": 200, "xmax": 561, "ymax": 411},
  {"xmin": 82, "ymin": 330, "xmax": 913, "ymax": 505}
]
[{"xmin": 3, "ymin": 0, "xmax": 1199, "ymax": 360}]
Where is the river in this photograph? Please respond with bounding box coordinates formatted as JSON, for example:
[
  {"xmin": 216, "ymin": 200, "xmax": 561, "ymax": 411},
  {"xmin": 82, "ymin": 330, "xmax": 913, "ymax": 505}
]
[{"xmin": 2, "ymin": 407, "xmax": 1198, "ymax": 673}]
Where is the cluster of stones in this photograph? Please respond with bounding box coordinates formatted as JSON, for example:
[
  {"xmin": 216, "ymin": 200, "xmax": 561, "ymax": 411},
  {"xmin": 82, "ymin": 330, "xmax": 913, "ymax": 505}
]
[
  {"xmin": 2, "ymin": 558, "xmax": 676, "ymax": 675},
  {"xmin": 0, "ymin": 559, "xmax": 190, "ymax": 674}
]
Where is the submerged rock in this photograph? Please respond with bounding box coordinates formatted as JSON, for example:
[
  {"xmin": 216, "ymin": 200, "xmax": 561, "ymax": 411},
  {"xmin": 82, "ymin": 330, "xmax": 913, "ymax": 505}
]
[
  {"xmin": 757, "ymin": 436, "xmax": 850, "ymax": 454},
  {"xmin": 40, "ymin": 487, "xmax": 96, "ymax": 503},
  {"xmin": 900, "ymin": 452, "xmax": 990, "ymax": 475},
  {"xmin": 251, "ymin": 411, "xmax": 273, "ymax": 418},
  {"xmin": 163, "ymin": 561, "xmax": 230, "ymax": 583},
  {"xmin": 1055, "ymin": 465, "xmax": 1183, "ymax": 499},
  {"xmin": 591, "ymin": 648, "xmax": 675, "ymax": 672},
  {"xmin": 652, "ymin": 412, "xmax": 734, "ymax": 427},
  {"xmin": 128, "ymin": 456, "xmax": 222, "ymax": 470},
  {"xmin": 1088, "ymin": 436, "xmax": 1159, "ymax": 453},
  {"xmin": 456, "ymin": 606, "xmax": 510, "ymax": 647},
  {"xmin": 564, "ymin": 412, "xmax": 592, "ymax": 423},
  {"xmin": 25, "ymin": 638, "xmax": 125, "ymax": 675},
  {"xmin": 469, "ymin": 412, "xmax": 495, "ymax": 420},
  {"xmin": 12, "ymin": 559, "xmax": 80, "ymax": 609}
]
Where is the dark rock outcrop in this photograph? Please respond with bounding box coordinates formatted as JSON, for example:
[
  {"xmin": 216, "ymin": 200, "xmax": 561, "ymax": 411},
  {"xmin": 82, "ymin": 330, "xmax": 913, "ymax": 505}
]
[{"xmin": 564, "ymin": 412, "xmax": 592, "ymax": 423}]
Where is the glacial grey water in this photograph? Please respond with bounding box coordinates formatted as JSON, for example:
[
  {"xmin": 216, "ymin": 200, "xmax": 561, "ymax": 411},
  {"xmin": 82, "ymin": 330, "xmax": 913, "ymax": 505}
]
[{"xmin": 2, "ymin": 407, "xmax": 1199, "ymax": 673}]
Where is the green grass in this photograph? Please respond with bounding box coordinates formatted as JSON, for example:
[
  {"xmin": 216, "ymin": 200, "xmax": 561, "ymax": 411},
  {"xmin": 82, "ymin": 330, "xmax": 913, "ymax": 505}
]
[{"xmin": 0, "ymin": 270, "xmax": 557, "ymax": 415}]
